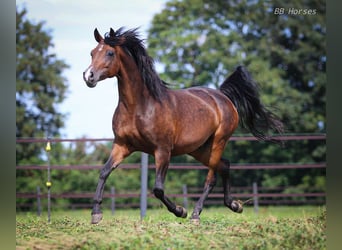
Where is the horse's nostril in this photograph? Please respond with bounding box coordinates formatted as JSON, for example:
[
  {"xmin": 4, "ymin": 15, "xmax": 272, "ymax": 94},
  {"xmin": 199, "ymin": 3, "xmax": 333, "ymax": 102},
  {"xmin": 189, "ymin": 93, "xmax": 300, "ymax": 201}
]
[
  {"xmin": 87, "ymin": 70, "xmax": 94, "ymax": 80},
  {"xmin": 83, "ymin": 68, "xmax": 95, "ymax": 83}
]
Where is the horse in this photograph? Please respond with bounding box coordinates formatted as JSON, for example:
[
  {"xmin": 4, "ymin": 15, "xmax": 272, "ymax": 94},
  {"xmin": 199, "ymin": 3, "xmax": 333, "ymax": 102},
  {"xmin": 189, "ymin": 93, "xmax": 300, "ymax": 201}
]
[{"xmin": 83, "ymin": 27, "xmax": 284, "ymax": 224}]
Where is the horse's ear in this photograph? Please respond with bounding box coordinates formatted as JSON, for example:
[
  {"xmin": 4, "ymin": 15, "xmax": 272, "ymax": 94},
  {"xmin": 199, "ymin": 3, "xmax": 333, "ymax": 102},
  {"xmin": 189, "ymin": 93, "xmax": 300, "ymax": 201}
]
[
  {"xmin": 94, "ymin": 28, "xmax": 103, "ymax": 43},
  {"xmin": 109, "ymin": 28, "xmax": 115, "ymax": 37}
]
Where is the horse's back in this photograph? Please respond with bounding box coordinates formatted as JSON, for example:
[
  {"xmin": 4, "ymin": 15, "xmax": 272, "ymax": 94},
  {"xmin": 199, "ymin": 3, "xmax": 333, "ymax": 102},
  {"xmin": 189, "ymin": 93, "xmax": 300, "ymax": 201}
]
[
  {"xmin": 184, "ymin": 87, "xmax": 239, "ymax": 135},
  {"xmin": 172, "ymin": 87, "xmax": 238, "ymax": 125}
]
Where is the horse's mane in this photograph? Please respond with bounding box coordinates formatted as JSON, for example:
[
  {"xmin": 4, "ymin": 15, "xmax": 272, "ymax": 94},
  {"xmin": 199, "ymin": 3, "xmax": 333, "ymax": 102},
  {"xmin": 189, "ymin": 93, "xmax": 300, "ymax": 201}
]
[{"xmin": 104, "ymin": 27, "xmax": 167, "ymax": 101}]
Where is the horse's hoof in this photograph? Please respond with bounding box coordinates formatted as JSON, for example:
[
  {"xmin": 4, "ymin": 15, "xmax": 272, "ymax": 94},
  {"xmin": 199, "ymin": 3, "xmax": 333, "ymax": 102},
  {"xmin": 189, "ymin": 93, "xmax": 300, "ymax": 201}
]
[
  {"xmin": 232, "ymin": 200, "xmax": 243, "ymax": 213},
  {"xmin": 176, "ymin": 206, "xmax": 188, "ymax": 218},
  {"xmin": 91, "ymin": 213, "xmax": 103, "ymax": 224},
  {"xmin": 190, "ymin": 218, "xmax": 200, "ymax": 225}
]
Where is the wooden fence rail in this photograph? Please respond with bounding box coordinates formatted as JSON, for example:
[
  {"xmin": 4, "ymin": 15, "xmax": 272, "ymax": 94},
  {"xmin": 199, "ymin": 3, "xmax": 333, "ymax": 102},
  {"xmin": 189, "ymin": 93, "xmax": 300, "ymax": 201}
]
[
  {"xmin": 16, "ymin": 191, "xmax": 326, "ymax": 199},
  {"xmin": 16, "ymin": 163, "xmax": 326, "ymax": 170},
  {"xmin": 16, "ymin": 134, "xmax": 326, "ymax": 214},
  {"xmin": 16, "ymin": 185, "xmax": 326, "ymax": 213},
  {"xmin": 15, "ymin": 134, "xmax": 326, "ymax": 143}
]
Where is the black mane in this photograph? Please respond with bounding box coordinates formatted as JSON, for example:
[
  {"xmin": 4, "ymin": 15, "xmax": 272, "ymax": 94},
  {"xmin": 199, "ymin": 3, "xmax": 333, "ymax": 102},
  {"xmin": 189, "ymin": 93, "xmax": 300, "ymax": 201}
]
[{"xmin": 103, "ymin": 27, "xmax": 167, "ymax": 100}]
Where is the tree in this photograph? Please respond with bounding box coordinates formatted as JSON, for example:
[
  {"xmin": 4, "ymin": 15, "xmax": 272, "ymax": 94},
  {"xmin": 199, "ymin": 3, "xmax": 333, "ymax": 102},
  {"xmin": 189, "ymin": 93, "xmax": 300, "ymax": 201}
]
[
  {"xmin": 148, "ymin": 0, "xmax": 325, "ymax": 134},
  {"xmin": 148, "ymin": 0, "xmax": 325, "ymax": 193},
  {"xmin": 16, "ymin": 6, "xmax": 70, "ymax": 210},
  {"xmin": 16, "ymin": 6, "xmax": 69, "ymax": 164}
]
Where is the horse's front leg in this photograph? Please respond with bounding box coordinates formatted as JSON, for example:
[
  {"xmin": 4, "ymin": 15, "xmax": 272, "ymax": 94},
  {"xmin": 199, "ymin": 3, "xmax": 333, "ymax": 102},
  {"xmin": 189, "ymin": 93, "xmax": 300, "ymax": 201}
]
[
  {"xmin": 153, "ymin": 150, "xmax": 187, "ymax": 218},
  {"xmin": 91, "ymin": 144, "xmax": 131, "ymax": 224}
]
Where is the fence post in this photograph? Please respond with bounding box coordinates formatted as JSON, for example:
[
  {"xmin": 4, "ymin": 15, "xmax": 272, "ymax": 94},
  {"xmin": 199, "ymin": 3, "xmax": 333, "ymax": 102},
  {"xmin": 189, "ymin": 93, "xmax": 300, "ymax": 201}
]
[
  {"xmin": 37, "ymin": 186, "xmax": 41, "ymax": 216},
  {"xmin": 111, "ymin": 186, "xmax": 115, "ymax": 215},
  {"xmin": 253, "ymin": 182, "xmax": 259, "ymax": 214},
  {"xmin": 182, "ymin": 184, "xmax": 188, "ymax": 210},
  {"xmin": 140, "ymin": 152, "xmax": 148, "ymax": 220},
  {"xmin": 45, "ymin": 138, "xmax": 52, "ymax": 223}
]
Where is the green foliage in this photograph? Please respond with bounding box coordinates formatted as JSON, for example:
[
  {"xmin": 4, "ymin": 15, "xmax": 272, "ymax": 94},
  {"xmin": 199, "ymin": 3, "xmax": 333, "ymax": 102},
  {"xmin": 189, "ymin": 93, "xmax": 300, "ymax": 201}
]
[
  {"xmin": 16, "ymin": 6, "xmax": 69, "ymax": 163},
  {"xmin": 148, "ymin": 0, "xmax": 325, "ymax": 133},
  {"xmin": 16, "ymin": 6, "xmax": 70, "ymax": 210},
  {"xmin": 16, "ymin": 206, "xmax": 326, "ymax": 249}
]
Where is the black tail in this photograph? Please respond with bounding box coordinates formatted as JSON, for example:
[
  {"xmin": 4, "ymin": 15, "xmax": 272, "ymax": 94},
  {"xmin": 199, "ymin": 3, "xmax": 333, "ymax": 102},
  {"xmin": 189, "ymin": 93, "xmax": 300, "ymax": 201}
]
[{"xmin": 219, "ymin": 66, "xmax": 284, "ymax": 144}]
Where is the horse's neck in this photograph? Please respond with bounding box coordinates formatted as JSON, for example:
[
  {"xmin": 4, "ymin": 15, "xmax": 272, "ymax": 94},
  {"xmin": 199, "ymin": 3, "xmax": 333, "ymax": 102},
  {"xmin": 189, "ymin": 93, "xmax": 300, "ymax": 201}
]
[{"xmin": 117, "ymin": 55, "xmax": 149, "ymax": 108}]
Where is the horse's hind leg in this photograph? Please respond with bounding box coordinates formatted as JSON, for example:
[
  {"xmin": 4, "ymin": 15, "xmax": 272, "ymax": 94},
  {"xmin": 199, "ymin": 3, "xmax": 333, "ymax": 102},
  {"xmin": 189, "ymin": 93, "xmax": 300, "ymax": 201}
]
[
  {"xmin": 153, "ymin": 149, "xmax": 187, "ymax": 218},
  {"xmin": 218, "ymin": 158, "xmax": 243, "ymax": 213},
  {"xmin": 188, "ymin": 134, "xmax": 227, "ymax": 223},
  {"xmin": 190, "ymin": 169, "xmax": 217, "ymax": 223}
]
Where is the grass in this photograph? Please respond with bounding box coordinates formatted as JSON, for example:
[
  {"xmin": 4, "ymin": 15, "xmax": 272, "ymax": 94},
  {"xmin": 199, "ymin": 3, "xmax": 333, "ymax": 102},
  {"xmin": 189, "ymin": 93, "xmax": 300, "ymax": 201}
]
[{"xmin": 16, "ymin": 206, "xmax": 326, "ymax": 250}]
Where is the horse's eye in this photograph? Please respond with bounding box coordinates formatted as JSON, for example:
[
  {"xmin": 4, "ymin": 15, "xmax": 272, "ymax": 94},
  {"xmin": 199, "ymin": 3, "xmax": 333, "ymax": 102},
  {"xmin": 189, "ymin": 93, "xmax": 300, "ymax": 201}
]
[{"xmin": 107, "ymin": 51, "xmax": 114, "ymax": 57}]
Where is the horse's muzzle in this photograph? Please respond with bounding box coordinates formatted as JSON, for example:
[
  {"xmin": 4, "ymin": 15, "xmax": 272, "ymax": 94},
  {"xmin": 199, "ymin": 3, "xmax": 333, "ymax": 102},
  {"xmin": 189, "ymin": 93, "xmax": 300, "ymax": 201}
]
[{"xmin": 83, "ymin": 70, "xmax": 97, "ymax": 88}]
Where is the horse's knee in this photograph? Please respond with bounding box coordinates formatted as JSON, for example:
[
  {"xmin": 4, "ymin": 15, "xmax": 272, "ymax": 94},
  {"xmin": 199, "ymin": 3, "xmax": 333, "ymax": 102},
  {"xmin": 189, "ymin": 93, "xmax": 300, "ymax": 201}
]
[
  {"xmin": 99, "ymin": 162, "xmax": 117, "ymax": 179},
  {"xmin": 99, "ymin": 167, "xmax": 111, "ymax": 179},
  {"xmin": 208, "ymin": 176, "xmax": 217, "ymax": 187},
  {"xmin": 153, "ymin": 187, "xmax": 164, "ymax": 199}
]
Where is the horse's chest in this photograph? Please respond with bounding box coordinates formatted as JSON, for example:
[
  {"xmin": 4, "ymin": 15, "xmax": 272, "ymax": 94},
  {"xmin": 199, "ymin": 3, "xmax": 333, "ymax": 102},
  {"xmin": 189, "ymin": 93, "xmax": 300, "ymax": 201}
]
[
  {"xmin": 113, "ymin": 115, "xmax": 138, "ymax": 138},
  {"xmin": 113, "ymin": 112, "xmax": 152, "ymax": 143}
]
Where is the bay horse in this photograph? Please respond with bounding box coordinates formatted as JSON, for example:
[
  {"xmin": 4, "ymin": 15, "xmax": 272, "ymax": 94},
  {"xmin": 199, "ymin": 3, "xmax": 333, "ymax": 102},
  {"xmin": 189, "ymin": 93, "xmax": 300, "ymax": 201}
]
[{"xmin": 83, "ymin": 27, "xmax": 283, "ymax": 224}]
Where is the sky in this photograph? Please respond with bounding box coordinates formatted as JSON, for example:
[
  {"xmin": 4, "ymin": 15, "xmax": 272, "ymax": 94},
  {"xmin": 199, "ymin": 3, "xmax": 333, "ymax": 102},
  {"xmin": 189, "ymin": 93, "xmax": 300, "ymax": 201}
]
[{"xmin": 17, "ymin": 0, "xmax": 168, "ymax": 139}]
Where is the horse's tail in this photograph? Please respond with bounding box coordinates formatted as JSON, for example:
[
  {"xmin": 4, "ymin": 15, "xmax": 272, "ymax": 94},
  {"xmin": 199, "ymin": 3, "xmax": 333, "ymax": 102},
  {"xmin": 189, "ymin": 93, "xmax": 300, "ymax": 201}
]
[{"xmin": 219, "ymin": 66, "xmax": 284, "ymax": 144}]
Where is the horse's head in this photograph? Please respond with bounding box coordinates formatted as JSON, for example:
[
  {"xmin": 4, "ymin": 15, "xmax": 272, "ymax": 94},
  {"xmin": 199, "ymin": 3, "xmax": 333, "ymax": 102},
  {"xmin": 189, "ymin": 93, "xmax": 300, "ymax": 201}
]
[{"xmin": 83, "ymin": 28, "xmax": 120, "ymax": 88}]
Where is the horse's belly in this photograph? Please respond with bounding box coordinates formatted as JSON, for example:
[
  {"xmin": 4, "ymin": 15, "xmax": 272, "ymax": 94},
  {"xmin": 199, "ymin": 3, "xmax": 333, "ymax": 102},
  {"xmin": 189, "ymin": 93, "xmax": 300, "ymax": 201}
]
[{"xmin": 171, "ymin": 118, "xmax": 217, "ymax": 156}]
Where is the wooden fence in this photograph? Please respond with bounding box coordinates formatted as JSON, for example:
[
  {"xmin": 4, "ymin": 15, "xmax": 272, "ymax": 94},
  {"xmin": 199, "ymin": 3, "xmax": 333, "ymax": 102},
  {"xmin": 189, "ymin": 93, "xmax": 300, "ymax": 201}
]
[{"xmin": 16, "ymin": 134, "xmax": 326, "ymax": 212}]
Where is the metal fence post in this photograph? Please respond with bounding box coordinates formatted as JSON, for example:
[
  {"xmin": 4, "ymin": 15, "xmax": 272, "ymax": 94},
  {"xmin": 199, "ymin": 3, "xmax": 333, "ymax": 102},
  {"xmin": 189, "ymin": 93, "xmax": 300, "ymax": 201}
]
[
  {"xmin": 182, "ymin": 184, "xmax": 188, "ymax": 210},
  {"xmin": 140, "ymin": 152, "xmax": 148, "ymax": 219},
  {"xmin": 253, "ymin": 182, "xmax": 259, "ymax": 214},
  {"xmin": 37, "ymin": 186, "xmax": 41, "ymax": 216},
  {"xmin": 45, "ymin": 138, "xmax": 52, "ymax": 223},
  {"xmin": 111, "ymin": 186, "xmax": 115, "ymax": 215}
]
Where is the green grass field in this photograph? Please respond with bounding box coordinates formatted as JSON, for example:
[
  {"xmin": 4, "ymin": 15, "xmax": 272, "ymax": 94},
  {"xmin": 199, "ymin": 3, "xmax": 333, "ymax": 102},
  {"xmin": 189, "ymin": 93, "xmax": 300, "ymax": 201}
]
[{"xmin": 16, "ymin": 206, "xmax": 326, "ymax": 250}]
